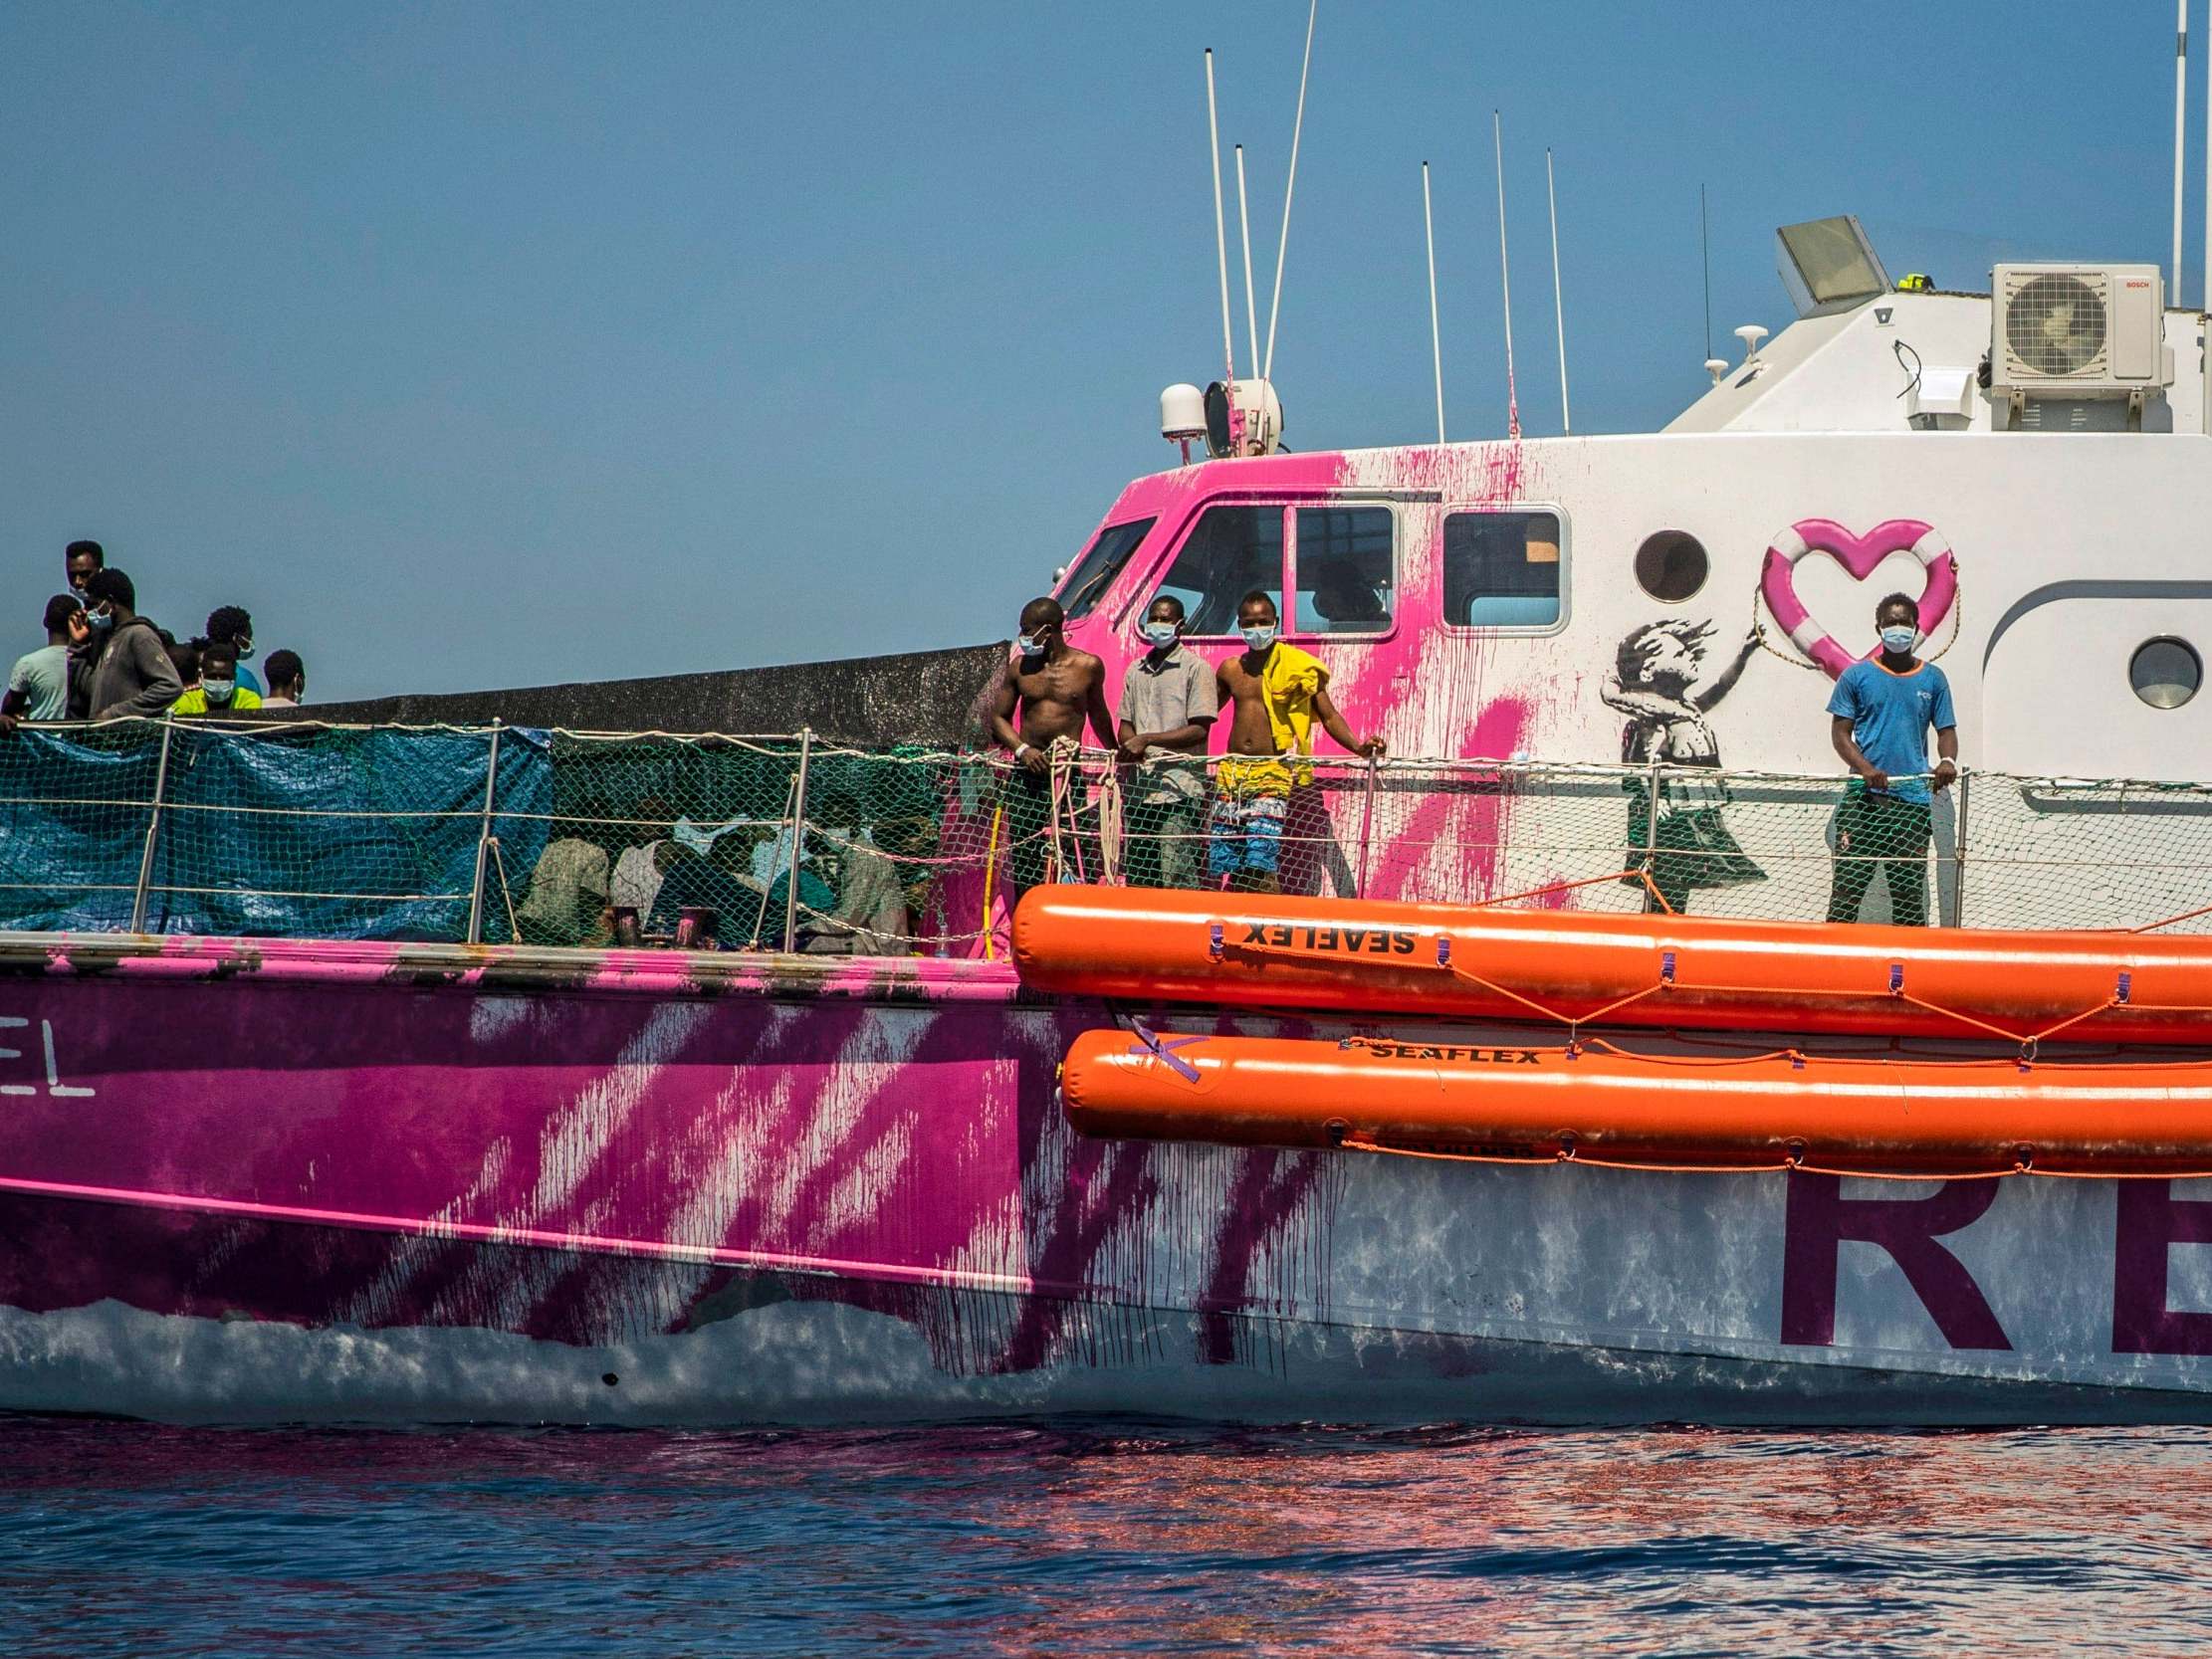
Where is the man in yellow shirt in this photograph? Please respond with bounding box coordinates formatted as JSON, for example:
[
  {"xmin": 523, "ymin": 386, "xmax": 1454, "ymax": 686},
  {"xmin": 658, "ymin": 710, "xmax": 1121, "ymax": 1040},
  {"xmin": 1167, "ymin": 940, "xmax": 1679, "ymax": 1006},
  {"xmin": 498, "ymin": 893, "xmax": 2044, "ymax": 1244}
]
[
  {"xmin": 171, "ymin": 639, "xmax": 263, "ymax": 716},
  {"xmin": 1211, "ymin": 591, "xmax": 1383, "ymax": 893}
]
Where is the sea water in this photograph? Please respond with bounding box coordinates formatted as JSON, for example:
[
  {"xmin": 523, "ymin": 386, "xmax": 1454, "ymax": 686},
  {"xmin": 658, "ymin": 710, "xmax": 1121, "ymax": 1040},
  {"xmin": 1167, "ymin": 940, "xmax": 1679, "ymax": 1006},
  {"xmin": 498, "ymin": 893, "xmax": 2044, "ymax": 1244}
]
[{"xmin": 4, "ymin": 1418, "xmax": 2208, "ymax": 1656}]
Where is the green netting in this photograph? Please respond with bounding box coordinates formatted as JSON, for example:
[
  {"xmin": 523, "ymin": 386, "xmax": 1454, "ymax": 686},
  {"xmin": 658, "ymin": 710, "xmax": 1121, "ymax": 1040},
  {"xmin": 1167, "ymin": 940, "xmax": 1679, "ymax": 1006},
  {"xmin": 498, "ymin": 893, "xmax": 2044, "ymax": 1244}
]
[{"xmin": 6, "ymin": 720, "xmax": 2212, "ymax": 950}]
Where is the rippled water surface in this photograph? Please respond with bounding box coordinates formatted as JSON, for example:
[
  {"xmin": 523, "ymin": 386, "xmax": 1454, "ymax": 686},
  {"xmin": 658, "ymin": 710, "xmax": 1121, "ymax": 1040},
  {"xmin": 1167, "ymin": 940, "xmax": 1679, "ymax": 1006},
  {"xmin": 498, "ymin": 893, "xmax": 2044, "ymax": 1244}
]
[{"xmin": 5, "ymin": 1419, "xmax": 2211, "ymax": 1656}]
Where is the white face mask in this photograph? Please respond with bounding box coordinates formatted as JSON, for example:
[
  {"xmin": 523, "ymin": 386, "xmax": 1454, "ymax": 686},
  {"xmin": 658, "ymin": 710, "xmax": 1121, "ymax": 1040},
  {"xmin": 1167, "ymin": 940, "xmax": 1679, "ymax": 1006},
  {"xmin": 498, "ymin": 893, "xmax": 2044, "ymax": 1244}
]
[
  {"xmin": 1140, "ymin": 621, "xmax": 1179, "ymax": 649},
  {"xmin": 1240, "ymin": 624, "xmax": 1277, "ymax": 652},
  {"xmin": 203, "ymin": 679, "xmax": 235, "ymax": 701},
  {"xmin": 1879, "ymin": 624, "xmax": 1918, "ymax": 655}
]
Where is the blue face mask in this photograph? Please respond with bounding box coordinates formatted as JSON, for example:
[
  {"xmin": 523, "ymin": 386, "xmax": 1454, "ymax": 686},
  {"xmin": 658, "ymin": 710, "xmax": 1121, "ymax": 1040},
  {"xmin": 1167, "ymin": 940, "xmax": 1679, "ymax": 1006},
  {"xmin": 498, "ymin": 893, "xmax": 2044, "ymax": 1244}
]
[
  {"xmin": 203, "ymin": 679, "xmax": 235, "ymax": 702},
  {"xmin": 85, "ymin": 607, "xmax": 113, "ymax": 633},
  {"xmin": 1015, "ymin": 633, "xmax": 1046, "ymax": 659},
  {"xmin": 1880, "ymin": 624, "xmax": 1918, "ymax": 655},
  {"xmin": 1140, "ymin": 621, "xmax": 1179, "ymax": 649},
  {"xmin": 1240, "ymin": 624, "xmax": 1277, "ymax": 652},
  {"xmin": 235, "ymin": 640, "xmax": 255, "ymax": 662}
]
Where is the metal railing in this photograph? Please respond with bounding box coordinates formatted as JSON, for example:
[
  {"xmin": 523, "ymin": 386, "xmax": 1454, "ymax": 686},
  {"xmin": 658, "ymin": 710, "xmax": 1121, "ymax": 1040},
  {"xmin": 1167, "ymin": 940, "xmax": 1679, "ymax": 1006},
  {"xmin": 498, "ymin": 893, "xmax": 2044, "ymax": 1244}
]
[{"xmin": 4, "ymin": 716, "xmax": 2212, "ymax": 951}]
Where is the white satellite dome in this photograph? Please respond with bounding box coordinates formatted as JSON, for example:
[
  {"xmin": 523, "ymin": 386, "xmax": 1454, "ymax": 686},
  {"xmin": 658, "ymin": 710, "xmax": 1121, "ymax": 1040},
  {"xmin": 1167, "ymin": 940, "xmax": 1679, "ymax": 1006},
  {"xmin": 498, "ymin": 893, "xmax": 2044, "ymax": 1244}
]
[{"xmin": 1160, "ymin": 383, "xmax": 1208, "ymax": 441}]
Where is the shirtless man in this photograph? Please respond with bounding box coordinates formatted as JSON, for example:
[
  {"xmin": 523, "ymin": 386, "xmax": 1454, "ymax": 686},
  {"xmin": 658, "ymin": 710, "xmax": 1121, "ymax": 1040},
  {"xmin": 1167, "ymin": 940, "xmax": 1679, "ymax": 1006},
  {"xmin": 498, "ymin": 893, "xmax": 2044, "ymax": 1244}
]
[
  {"xmin": 989, "ymin": 596, "xmax": 1117, "ymax": 895},
  {"xmin": 1212, "ymin": 591, "xmax": 1384, "ymax": 893}
]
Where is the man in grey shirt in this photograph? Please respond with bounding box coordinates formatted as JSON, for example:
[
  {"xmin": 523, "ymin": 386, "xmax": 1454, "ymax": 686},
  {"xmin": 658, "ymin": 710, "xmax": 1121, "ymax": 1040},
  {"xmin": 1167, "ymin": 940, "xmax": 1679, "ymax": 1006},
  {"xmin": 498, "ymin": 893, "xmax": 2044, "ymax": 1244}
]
[
  {"xmin": 83, "ymin": 569, "xmax": 182, "ymax": 720},
  {"xmin": 1117, "ymin": 595, "xmax": 1216, "ymax": 889}
]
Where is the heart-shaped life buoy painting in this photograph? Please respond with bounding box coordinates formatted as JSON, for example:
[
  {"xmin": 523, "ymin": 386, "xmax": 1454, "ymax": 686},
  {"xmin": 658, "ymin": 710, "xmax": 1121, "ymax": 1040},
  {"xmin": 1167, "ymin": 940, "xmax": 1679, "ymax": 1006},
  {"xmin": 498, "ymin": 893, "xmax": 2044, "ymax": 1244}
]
[{"xmin": 1759, "ymin": 518, "xmax": 1958, "ymax": 679}]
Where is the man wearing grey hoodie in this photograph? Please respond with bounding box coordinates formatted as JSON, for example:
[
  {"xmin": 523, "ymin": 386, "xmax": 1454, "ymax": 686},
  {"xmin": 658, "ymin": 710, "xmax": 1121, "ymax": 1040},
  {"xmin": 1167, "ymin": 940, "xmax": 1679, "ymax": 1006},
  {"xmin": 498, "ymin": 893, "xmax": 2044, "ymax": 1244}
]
[{"xmin": 83, "ymin": 569, "xmax": 182, "ymax": 720}]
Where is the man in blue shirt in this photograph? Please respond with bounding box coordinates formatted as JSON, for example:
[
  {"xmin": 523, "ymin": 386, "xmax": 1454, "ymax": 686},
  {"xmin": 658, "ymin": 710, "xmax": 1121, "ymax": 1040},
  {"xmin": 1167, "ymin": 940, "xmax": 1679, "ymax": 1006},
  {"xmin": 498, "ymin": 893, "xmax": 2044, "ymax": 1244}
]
[{"xmin": 1825, "ymin": 592, "xmax": 1958, "ymax": 927}]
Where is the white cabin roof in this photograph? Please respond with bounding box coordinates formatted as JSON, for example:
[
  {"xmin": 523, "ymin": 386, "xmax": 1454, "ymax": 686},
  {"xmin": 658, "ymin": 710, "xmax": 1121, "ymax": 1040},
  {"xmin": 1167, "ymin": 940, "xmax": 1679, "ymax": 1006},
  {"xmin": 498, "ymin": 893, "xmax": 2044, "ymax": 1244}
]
[{"xmin": 1664, "ymin": 291, "xmax": 2208, "ymax": 437}]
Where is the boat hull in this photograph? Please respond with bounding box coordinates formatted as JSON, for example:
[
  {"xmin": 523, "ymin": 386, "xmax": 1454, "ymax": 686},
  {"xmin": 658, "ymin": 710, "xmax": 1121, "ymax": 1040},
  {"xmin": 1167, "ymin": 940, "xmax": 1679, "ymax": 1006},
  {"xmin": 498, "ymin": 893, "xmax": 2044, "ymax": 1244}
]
[{"xmin": 5, "ymin": 933, "xmax": 2212, "ymax": 1424}]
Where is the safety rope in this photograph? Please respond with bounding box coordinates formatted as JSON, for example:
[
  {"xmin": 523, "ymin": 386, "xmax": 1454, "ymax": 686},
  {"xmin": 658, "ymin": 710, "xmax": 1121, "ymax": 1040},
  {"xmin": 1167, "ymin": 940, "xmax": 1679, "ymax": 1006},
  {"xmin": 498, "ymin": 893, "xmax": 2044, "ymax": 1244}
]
[
  {"xmin": 1338, "ymin": 1134, "xmax": 2212, "ymax": 1183},
  {"xmin": 980, "ymin": 804, "xmax": 1002, "ymax": 961},
  {"xmin": 2132, "ymin": 899, "xmax": 2212, "ymax": 934},
  {"xmin": 1093, "ymin": 758, "xmax": 1125, "ymax": 887},
  {"xmin": 486, "ymin": 836, "xmax": 522, "ymax": 944},
  {"xmin": 1046, "ymin": 736, "xmax": 1080, "ymax": 884},
  {"xmin": 1259, "ymin": 929, "xmax": 2182, "ymax": 1064},
  {"xmin": 1469, "ymin": 868, "xmax": 1675, "ymax": 915}
]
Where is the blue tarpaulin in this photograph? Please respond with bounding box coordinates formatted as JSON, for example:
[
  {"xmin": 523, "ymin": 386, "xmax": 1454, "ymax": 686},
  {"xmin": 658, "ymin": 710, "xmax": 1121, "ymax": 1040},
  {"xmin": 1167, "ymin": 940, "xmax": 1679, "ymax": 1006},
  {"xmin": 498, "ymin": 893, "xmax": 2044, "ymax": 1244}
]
[{"xmin": 0, "ymin": 723, "xmax": 553, "ymax": 941}]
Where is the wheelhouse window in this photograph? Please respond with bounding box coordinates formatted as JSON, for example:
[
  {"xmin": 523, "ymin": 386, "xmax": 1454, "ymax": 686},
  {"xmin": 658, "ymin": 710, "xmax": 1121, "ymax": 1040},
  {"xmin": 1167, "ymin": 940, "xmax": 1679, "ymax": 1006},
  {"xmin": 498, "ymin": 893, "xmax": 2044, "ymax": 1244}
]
[
  {"xmin": 1443, "ymin": 510, "xmax": 1563, "ymax": 628},
  {"xmin": 1150, "ymin": 505, "xmax": 1283, "ymax": 635},
  {"xmin": 1293, "ymin": 507, "xmax": 1395, "ymax": 634},
  {"xmin": 1056, "ymin": 517, "xmax": 1157, "ymax": 621}
]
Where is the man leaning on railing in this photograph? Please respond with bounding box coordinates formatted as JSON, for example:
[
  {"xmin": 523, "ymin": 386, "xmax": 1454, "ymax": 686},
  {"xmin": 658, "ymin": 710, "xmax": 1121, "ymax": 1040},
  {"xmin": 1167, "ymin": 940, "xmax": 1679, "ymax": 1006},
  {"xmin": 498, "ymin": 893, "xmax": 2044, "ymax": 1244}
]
[
  {"xmin": 1212, "ymin": 591, "xmax": 1385, "ymax": 896},
  {"xmin": 988, "ymin": 596, "xmax": 1117, "ymax": 901},
  {"xmin": 1826, "ymin": 592, "xmax": 1959, "ymax": 928},
  {"xmin": 1116, "ymin": 595, "xmax": 1215, "ymax": 890}
]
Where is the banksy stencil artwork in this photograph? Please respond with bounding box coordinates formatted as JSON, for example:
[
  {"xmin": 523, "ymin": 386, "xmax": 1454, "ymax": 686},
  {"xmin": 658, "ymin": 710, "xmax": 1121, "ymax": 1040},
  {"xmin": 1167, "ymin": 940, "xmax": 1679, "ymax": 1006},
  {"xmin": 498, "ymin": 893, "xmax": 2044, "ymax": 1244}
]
[{"xmin": 1603, "ymin": 619, "xmax": 1766, "ymax": 914}]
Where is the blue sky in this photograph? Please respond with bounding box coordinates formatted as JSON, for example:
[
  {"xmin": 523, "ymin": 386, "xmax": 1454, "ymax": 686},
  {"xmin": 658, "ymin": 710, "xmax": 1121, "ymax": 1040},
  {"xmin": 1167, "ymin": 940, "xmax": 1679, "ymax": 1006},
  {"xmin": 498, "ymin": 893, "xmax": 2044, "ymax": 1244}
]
[{"xmin": 0, "ymin": 2, "xmax": 2194, "ymax": 702}]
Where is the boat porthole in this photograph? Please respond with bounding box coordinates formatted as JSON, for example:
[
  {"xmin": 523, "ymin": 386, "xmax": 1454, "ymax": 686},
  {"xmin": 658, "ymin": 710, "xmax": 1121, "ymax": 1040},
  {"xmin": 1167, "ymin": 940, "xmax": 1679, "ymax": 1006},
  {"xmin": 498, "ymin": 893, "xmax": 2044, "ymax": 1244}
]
[
  {"xmin": 2129, "ymin": 637, "xmax": 2202, "ymax": 710},
  {"xmin": 1634, "ymin": 530, "xmax": 1709, "ymax": 602}
]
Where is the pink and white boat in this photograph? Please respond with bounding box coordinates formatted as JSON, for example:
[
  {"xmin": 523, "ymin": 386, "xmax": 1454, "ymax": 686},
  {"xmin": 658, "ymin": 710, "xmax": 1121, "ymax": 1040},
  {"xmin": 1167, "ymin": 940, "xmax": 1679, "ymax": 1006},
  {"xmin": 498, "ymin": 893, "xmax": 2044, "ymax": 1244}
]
[{"xmin": 9, "ymin": 212, "xmax": 2212, "ymax": 1424}]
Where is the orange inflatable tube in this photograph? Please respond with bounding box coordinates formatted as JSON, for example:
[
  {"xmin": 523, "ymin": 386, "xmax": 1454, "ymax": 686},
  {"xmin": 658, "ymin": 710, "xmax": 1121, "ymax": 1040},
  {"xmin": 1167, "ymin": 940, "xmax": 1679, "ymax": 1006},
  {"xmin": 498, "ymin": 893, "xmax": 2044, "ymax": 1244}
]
[
  {"xmin": 1014, "ymin": 887, "xmax": 2212, "ymax": 1047},
  {"xmin": 1059, "ymin": 1026, "xmax": 2212, "ymax": 1176}
]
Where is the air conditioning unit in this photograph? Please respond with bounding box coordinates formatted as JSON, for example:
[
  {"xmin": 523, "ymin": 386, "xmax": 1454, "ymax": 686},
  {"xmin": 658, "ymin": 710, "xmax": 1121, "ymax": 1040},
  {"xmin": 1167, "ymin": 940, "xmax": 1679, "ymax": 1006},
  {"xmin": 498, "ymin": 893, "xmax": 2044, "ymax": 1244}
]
[{"xmin": 1990, "ymin": 264, "xmax": 2171, "ymax": 398}]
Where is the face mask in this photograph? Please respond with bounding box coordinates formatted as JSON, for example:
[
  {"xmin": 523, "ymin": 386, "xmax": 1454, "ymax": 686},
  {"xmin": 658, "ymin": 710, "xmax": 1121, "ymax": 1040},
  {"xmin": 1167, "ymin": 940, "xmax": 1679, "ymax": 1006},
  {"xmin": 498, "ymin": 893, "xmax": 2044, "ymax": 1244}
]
[
  {"xmin": 1015, "ymin": 633, "xmax": 1048, "ymax": 659},
  {"xmin": 85, "ymin": 608, "xmax": 113, "ymax": 633},
  {"xmin": 1240, "ymin": 625, "xmax": 1277, "ymax": 652},
  {"xmin": 1879, "ymin": 624, "xmax": 1918, "ymax": 655},
  {"xmin": 235, "ymin": 640, "xmax": 255, "ymax": 662},
  {"xmin": 203, "ymin": 679, "xmax": 235, "ymax": 702},
  {"xmin": 1140, "ymin": 621, "xmax": 1179, "ymax": 649}
]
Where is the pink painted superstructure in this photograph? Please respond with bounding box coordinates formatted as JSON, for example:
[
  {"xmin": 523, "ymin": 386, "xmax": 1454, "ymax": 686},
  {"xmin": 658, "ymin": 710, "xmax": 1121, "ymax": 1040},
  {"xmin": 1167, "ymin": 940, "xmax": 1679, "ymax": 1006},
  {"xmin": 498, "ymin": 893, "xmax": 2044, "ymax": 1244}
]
[{"xmin": 1053, "ymin": 444, "xmax": 1545, "ymax": 771}]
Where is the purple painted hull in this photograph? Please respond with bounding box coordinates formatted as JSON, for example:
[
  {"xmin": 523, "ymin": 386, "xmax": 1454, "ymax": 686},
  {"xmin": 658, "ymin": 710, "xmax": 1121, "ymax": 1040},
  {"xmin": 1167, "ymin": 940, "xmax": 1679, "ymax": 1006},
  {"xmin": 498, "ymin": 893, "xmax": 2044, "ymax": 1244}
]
[
  {"xmin": 5, "ymin": 933, "xmax": 2212, "ymax": 1425},
  {"xmin": 0, "ymin": 933, "xmax": 1360, "ymax": 1420}
]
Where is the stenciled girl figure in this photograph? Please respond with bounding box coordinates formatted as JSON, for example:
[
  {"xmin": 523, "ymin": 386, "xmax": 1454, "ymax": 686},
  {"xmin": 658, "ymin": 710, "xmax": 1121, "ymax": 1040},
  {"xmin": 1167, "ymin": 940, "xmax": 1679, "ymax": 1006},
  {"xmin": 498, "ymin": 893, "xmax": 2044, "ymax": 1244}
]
[{"xmin": 1602, "ymin": 619, "xmax": 1766, "ymax": 914}]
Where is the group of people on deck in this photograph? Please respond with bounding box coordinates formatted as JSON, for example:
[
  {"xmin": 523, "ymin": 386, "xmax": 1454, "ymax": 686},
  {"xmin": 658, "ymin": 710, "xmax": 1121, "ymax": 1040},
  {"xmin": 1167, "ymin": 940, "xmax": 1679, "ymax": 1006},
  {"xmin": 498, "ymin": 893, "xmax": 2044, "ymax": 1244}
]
[
  {"xmin": 3, "ymin": 539, "xmax": 307, "ymax": 733},
  {"xmin": 990, "ymin": 588, "xmax": 1383, "ymax": 898},
  {"xmin": 992, "ymin": 585, "xmax": 1959, "ymax": 928}
]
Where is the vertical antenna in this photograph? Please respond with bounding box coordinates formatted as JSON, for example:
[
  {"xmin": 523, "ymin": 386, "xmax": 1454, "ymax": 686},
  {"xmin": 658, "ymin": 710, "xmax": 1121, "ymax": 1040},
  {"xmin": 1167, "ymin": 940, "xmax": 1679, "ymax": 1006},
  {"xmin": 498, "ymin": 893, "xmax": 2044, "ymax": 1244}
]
[
  {"xmin": 1263, "ymin": 0, "xmax": 1318, "ymax": 382},
  {"xmin": 1546, "ymin": 146, "xmax": 1570, "ymax": 435},
  {"xmin": 1423, "ymin": 161, "xmax": 1445, "ymax": 444},
  {"xmin": 2176, "ymin": 0, "xmax": 2190, "ymax": 299},
  {"xmin": 1700, "ymin": 183, "xmax": 1713, "ymax": 361},
  {"xmin": 1205, "ymin": 50, "xmax": 1237, "ymax": 398},
  {"xmin": 1235, "ymin": 144, "xmax": 1261, "ymax": 382},
  {"xmin": 1492, "ymin": 109, "xmax": 1520, "ymax": 440}
]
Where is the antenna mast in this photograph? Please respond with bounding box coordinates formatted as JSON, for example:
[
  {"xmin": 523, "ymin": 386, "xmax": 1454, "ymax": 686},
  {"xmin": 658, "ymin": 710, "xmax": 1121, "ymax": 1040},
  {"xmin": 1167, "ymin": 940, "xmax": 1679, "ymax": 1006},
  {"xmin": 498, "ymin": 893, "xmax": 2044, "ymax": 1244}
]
[
  {"xmin": 1700, "ymin": 183, "xmax": 1713, "ymax": 362},
  {"xmin": 1547, "ymin": 146, "xmax": 1570, "ymax": 435},
  {"xmin": 1235, "ymin": 144, "xmax": 1261, "ymax": 382},
  {"xmin": 1205, "ymin": 50, "xmax": 1237, "ymax": 398},
  {"xmin": 1492, "ymin": 109, "xmax": 1520, "ymax": 440},
  {"xmin": 1263, "ymin": 0, "xmax": 1318, "ymax": 382},
  {"xmin": 2177, "ymin": 0, "xmax": 2190, "ymax": 300},
  {"xmin": 1424, "ymin": 161, "xmax": 1445, "ymax": 444}
]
